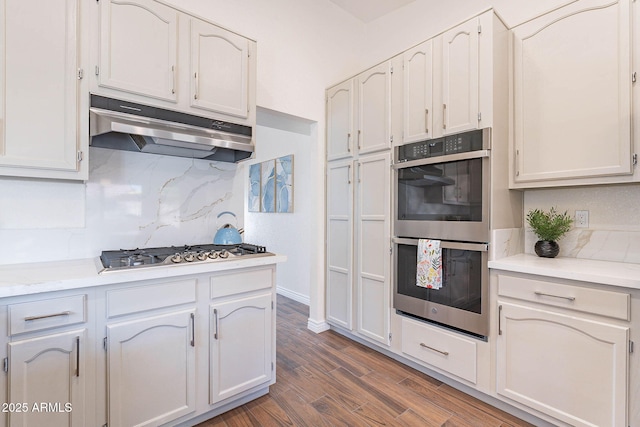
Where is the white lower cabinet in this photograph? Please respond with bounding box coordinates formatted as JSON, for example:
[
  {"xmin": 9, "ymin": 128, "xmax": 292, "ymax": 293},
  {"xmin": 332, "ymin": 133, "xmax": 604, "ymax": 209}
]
[
  {"xmin": 2, "ymin": 292, "xmax": 93, "ymax": 427},
  {"xmin": 209, "ymin": 292, "xmax": 273, "ymax": 404},
  {"xmin": 495, "ymin": 273, "xmax": 630, "ymax": 427},
  {"xmin": 8, "ymin": 329, "xmax": 87, "ymax": 427},
  {"xmin": 401, "ymin": 317, "xmax": 477, "ymax": 384},
  {"xmin": 107, "ymin": 310, "xmax": 196, "ymax": 427}
]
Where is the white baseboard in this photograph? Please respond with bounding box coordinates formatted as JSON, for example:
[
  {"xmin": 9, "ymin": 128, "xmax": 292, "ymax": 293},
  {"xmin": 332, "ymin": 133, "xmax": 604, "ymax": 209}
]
[
  {"xmin": 307, "ymin": 318, "xmax": 330, "ymax": 334},
  {"xmin": 276, "ymin": 286, "xmax": 310, "ymax": 305}
]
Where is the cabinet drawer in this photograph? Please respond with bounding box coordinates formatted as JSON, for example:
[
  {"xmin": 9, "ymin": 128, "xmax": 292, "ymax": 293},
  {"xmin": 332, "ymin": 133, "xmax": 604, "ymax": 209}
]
[
  {"xmin": 106, "ymin": 279, "xmax": 197, "ymax": 318},
  {"xmin": 498, "ymin": 274, "xmax": 630, "ymax": 321},
  {"xmin": 210, "ymin": 268, "xmax": 272, "ymax": 299},
  {"xmin": 401, "ymin": 317, "xmax": 477, "ymax": 384},
  {"xmin": 8, "ymin": 295, "xmax": 86, "ymax": 335}
]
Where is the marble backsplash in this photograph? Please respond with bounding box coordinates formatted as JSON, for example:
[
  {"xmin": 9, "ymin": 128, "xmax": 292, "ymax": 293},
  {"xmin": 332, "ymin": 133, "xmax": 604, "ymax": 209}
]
[
  {"xmin": 0, "ymin": 147, "xmax": 244, "ymax": 265},
  {"xmin": 492, "ymin": 228, "xmax": 640, "ymax": 264}
]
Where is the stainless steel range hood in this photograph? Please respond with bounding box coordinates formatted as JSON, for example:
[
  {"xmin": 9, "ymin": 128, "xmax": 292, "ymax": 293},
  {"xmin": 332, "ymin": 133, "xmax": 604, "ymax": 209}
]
[{"xmin": 89, "ymin": 95, "xmax": 253, "ymax": 163}]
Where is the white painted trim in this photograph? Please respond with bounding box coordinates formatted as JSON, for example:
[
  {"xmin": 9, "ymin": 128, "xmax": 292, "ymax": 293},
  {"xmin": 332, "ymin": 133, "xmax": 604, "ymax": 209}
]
[
  {"xmin": 276, "ymin": 287, "xmax": 309, "ymax": 306},
  {"xmin": 306, "ymin": 318, "xmax": 330, "ymax": 334}
]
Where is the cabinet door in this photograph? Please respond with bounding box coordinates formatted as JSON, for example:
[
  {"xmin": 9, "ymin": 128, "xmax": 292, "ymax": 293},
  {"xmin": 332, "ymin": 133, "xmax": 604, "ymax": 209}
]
[
  {"xmin": 190, "ymin": 18, "xmax": 249, "ymax": 118},
  {"xmin": 357, "ymin": 62, "xmax": 392, "ymax": 154},
  {"xmin": 511, "ymin": 0, "xmax": 632, "ymax": 184},
  {"xmin": 0, "ymin": 0, "xmax": 84, "ymax": 179},
  {"xmin": 99, "ymin": 0, "xmax": 178, "ymax": 102},
  {"xmin": 8, "ymin": 329, "xmax": 86, "ymax": 427},
  {"xmin": 441, "ymin": 18, "xmax": 479, "ymax": 135},
  {"xmin": 356, "ymin": 153, "xmax": 391, "ymax": 345},
  {"xmin": 403, "ymin": 40, "xmax": 434, "ymax": 143},
  {"xmin": 497, "ymin": 302, "xmax": 628, "ymax": 427},
  {"xmin": 210, "ymin": 292, "xmax": 272, "ymax": 404},
  {"xmin": 326, "ymin": 159, "xmax": 353, "ymax": 329},
  {"xmin": 107, "ymin": 310, "xmax": 195, "ymax": 427},
  {"xmin": 326, "ymin": 80, "xmax": 354, "ymax": 161}
]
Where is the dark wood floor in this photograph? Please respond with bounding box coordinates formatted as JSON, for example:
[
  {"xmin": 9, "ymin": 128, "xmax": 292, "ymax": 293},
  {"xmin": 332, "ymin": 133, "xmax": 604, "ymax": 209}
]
[{"xmin": 198, "ymin": 295, "xmax": 535, "ymax": 427}]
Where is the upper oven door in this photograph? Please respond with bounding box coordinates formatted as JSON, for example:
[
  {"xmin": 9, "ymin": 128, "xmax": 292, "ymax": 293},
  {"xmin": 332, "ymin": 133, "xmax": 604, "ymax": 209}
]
[{"xmin": 394, "ymin": 149, "xmax": 490, "ymax": 242}]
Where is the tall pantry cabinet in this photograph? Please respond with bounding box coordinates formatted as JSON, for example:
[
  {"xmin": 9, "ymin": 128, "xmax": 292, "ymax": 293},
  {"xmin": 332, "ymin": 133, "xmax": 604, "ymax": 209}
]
[{"xmin": 325, "ymin": 58, "xmax": 400, "ymax": 346}]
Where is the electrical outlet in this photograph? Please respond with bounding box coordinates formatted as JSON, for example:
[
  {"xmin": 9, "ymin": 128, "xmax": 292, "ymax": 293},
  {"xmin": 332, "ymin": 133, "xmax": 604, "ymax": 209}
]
[{"xmin": 575, "ymin": 210, "xmax": 589, "ymax": 228}]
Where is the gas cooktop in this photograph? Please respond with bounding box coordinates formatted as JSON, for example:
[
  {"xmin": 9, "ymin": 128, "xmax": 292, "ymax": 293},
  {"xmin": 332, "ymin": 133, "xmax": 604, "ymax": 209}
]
[{"xmin": 99, "ymin": 243, "xmax": 270, "ymax": 272}]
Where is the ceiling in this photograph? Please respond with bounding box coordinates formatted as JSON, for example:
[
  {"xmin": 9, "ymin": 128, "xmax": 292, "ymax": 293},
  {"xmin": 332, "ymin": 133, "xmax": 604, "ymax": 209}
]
[{"xmin": 329, "ymin": 0, "xmax": 416, "ymax": 23}]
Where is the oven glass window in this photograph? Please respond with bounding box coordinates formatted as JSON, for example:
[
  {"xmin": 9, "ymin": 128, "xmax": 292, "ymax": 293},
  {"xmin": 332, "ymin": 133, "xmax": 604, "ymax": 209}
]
[
  {"xmin": 397, "ymin": 244, "xmax": 482, "ymax": 314},
  {"xmin": 397, "ymin": 158, "xmax": 483, "ymax": 222}
]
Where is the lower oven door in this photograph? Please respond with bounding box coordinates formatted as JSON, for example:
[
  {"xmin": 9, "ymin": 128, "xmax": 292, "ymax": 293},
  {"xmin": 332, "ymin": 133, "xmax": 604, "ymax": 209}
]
[{"xmin": 393, "ymin": 237, "xmax": 489, "ymax": 338}]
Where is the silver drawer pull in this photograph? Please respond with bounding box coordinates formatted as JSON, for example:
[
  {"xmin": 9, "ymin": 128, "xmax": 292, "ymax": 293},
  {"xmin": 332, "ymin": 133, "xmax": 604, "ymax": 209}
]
[
  {"xmin": 534, "ymin": 291, "xmax": 575, "ymax": 302},
  {"xmin": 419, "ymin": 343, "xmax": 449, "ymax": 356},
  {"xmin": 24, "ymin": 311, "xmax": 71, "ymax": 322}
]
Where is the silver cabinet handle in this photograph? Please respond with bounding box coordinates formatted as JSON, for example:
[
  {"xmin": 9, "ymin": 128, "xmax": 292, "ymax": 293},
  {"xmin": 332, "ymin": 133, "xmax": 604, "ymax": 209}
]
[
  {"xmin": 425, "ymin": 108, "xmax": 429, "ymax": 134},
  {"xmin": 213, "ymin": 308, "xmax": 219, "ymax": 340},
  {"xmin": 534, "ymin": 291, "xmax": 576, "ymax": 302},
  {"xmin": 498, "ymin": 305, "xmax": 502, "ymax": 335},
  {"xmin": 419, "ymin": 343, "xmax": 449, "ymax": 356},
  {"xmin": 357, "ymin": 129, "xmax": 361, "ymax": 149},
  {"xmin": 348, "ymin": 164, "xmax": 351, "ymax": 184},
  {"xmin": 443, "ymin": 104, "xmax": 447, "ymax": 129},
  {"xmin": 190, "ymin": 313, "xmax": 195, "ymax": 347},
  {"xmin": 75, "ymin": 336, "xmax": 80, "ymax": 377},
  {"xmin": 347, "ymin": 133, "xmax": 351, "ymax": 152},
  {"xmin": 24, "ymin": 311, "xmax": 71, "ymax": 322},
  {"xmin": 171, "ymin": 65, "xmax": 176, "ymax": 95},
  {"xmin": 194, "ymin": 72, "xmax": 199, "ymax": 100}
]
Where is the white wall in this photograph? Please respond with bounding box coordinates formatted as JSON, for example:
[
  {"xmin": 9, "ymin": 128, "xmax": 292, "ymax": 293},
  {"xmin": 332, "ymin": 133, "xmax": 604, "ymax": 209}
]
[{"xmin": 243, "ymin": 108, "xmax": 315, "ymax": 304}]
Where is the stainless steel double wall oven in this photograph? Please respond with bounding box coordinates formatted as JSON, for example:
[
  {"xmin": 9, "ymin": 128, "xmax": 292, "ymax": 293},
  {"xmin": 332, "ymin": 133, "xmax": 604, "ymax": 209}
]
[{"xmin": 393, "ymin": 128, "xmax": 491, "ymax": 338}]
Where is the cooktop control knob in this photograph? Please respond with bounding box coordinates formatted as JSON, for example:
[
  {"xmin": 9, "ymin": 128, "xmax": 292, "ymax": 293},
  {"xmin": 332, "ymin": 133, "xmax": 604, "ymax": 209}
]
[
  {"xmin": 197, "ymin": 251, "xmax": 208, "ymax": 261},
  {"xmin": 184, "ymin": 253, "xmax": 195, "ymax": 262},
  {"xmin": 219, "ymin": 250, "xmax": 229, "ymax": 259},
  {"xmin": 208, "ymin": 251, "xmax": 219, "ymax": 259},
  {"xmin": 171, "ymin": 253, "xmax": 182, "ymax": 263}
]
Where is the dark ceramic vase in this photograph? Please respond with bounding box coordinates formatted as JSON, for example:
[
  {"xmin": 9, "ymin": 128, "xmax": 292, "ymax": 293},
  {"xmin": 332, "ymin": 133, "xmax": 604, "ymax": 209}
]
[{"xmin": 534, "ymin": 240, "xmax": 560, "ymax": 258}]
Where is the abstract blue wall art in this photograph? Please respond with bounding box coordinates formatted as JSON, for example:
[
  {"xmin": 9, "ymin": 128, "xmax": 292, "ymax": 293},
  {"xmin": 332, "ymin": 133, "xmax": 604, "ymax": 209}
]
[
  {"xmin": 248, "ymin": 163, "xmax": 261, "ymax": 212},
  {"xmin": 261, "ymin": 160, "xmax": 276, "ymax": 213},
  {"xmin": 275, "ymin": 155, "xmax": 294, "ymax": 213}
]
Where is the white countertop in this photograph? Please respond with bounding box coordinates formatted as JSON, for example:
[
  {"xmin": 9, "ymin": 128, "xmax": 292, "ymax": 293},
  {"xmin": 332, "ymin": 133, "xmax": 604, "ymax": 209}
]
[
  {"xmin": 489, "ymin": 254, "xmax": 640, "ymax": 290},
  {"xmin": 0, "ymin": 254, "xmax": 287, "ymax": 298}
]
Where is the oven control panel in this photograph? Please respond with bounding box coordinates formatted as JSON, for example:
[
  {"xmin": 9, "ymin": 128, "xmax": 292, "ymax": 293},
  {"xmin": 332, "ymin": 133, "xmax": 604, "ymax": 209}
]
[{"xmin": 397, "ymin": 129, "xmax": 484, "ymax": 162}]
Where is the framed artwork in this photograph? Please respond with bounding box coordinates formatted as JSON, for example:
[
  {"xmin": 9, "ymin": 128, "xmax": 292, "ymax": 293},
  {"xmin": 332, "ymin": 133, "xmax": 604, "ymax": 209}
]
[
  {"xmin": 248, "ymin": 155, "xmax": 294, "ymax": 213},
  {"xmin": 261, "ymin": 160, "xmax": 276, "ymax": 213},
  {"xmin": 248, "ymin": 163, "xmax": 261, "ymax": 212},
  {"xmin": 275, "ymin": 155, "xmax": 294, "ymax": 213}
]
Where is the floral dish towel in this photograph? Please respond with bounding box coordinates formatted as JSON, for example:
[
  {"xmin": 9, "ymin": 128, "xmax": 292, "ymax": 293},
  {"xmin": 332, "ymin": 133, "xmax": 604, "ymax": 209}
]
[{"xmin": 416, "ymin": 239, "xmax": 442, "ymax": 290}]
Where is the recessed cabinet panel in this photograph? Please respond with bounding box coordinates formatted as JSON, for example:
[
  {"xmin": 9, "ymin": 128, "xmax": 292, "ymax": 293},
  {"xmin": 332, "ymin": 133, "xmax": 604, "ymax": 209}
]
[
  {"xmin": 190, "ymin": 18, "xmax": 249, "ymax": 118},
  {"xmin": 209, "ymin": 292, "xmax": 272, "ymax": 404},
  {"xmin": 403, "ymin": 40, "xmax": 434, "ymax": 143},
  {"xmin": 8, "ymin": 329, "xmax": 87, "ymax": 427},
  {"xmin": 99, "ymin": 0, "xmax": 178, "ymax": 102},
  {"xmin": 357, "ymin": 63, "xmax": 392, "ymax": 154},
  {"xmin": 0, "ymin": 0, "xmax": 82, "ymax": 177},
  {"xmin": 511, "ymin": 0, "xmax": 632, "ymax": 184},
  {"xmin": 326, "ymin": 81, "xmax": 354, "ymax": 161},
  {"xmin": 107, "ymin": 310, "xmax": 196, "ymax": 427},
  {"xmin": 497, "ymin": 302, "xmax": 628, "ymax": 427},
  {"xmin": 441, "ymin": 18, "xmax": 479, "ymax": 135}
]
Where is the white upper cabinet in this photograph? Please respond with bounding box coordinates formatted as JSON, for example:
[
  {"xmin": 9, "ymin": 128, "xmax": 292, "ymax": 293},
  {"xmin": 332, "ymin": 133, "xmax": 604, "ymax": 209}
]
[
  {"xmin": 440, "ymin": 18, "xmax": 480, "ymax": 135},
  {"xmin": 326, "ymin": 80, "xmax": 355, "ymax": 161},
  {"xmin": 403, "ymin": 40, "xmax": 434, "ymax": 143},
  {"xmin": 510, "ymin": 0, "xmax": 633, "ymax": 187},
  {"xmin": 356, "ymin": 62, "xmax": 393, "ymax": 154},
  {"xmin": 98, "ymin": 0, "xmax": 179, "ymax": 102},
  {"xmin": 0, "ymin": 0, "xmax": 88, "ymax": 180},
  {"xmin": 190, "ymin": 18, "xmax": 250, "ymax": 118}
]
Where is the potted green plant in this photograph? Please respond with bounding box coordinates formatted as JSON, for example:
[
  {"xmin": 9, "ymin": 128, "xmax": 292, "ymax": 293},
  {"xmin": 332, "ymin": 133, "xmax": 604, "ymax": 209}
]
[{"xmin": 526, "ymin": 207, "xmax": 573, "ymax": 258}]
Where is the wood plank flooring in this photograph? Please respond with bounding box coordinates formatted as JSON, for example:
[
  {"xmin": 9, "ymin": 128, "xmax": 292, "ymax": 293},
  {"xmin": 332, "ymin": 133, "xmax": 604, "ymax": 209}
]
[{"xmin": 197, "ymin": 295, "xmax": 535, "ymax": 427}]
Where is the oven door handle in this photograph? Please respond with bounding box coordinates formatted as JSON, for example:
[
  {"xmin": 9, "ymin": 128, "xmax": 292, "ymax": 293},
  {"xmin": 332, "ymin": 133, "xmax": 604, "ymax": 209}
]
[
  {"xmin": 392, "ymin": 237, "xmax": 488, "ymax": 252},
  {"xmin": 393, "ymin": 150, "xmax": 490, "ymax": 170}
]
